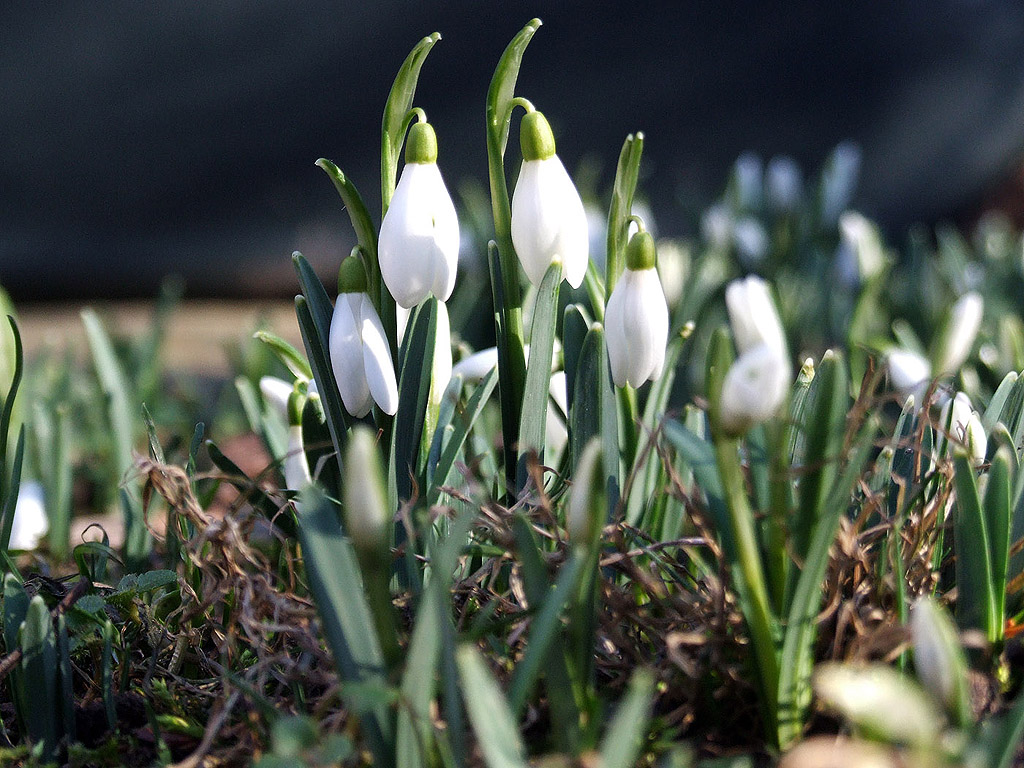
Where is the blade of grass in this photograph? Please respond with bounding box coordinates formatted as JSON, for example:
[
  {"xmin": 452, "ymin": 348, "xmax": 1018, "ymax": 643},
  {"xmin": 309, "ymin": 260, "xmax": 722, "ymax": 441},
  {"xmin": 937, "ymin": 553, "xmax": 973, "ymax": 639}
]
[
  {"xmin": 953, "ymin": 450, "xmax": 997, "ymax": 638},
  {"xmin": 605, "ymin": 133, "xmax": 644, "ymax": 297},
  {"xmin": 516, "ymin": 261, "xmax": 562, "ymax": 493},
  {"xmin": 21, "ymin": 596, "xmax": 58, "ymax": 759},
  {"xmin": 456, "ymin": 644, "xmax": 528, "ymax": 768},
  {"xmin": 392, "ymin": 299, "xmax": 438, "ymax": 505},
  {"xmin": 598, "ymin": 668, "xmax": 655, "ymax": 768}
]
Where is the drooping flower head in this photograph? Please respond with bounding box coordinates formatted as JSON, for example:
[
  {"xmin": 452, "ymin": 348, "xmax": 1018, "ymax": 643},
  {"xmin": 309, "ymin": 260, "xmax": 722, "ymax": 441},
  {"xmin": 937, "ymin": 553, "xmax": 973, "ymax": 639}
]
[
  {"xmin": 329, "ymin": 256, "xmax": 399, "ymax": 418},
  {"xmin": 605, "ymin": 230, "xmax": 669, "ymax": 388},
  {"xmin": 511, "ymin": 110, "xmax": 589, "ymax": 289},
  {"xmin": 379, "ymin": 120, "xmax": 460, "ymax": 308}
]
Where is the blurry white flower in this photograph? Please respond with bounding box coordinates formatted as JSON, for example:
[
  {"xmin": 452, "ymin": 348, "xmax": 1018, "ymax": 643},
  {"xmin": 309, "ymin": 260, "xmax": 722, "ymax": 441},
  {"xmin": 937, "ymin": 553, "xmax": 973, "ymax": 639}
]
[
  {"xmin": 284, "ymin": 425, "xmax": 312, "ymax": 490},
  {"xmin": 719, "ymin": 343, "xmax": 791, "ymax": 435},
  {"xmin": 733, "ymin": 152, "xmax": 763, "ymax": 210},
  {"xmin": 585, "ymin": 203, "xmax": 608, "ymax": 269},
  {"xmin": 732, "ymin": 217, "xmax": 769, "ymax": 265},
  {"xmin": 837, "ymin": 211, "xmax": 885, "ymax": 286},
  {"xmin": 720, "ymin": 275, "xmax": 791, "ymax": 434},
  {"xmin": 511, "ymin": 111, "xmax": 589, "ymax": 289},
  {"xmin": 259, "ymin": 377, "xmax": 311, "ymax": 489},
  {"xmin": 329, "ymin": 259, "xmax": 399, "ymax": 418},
  {"xmin": 820, "ymin": 142, "xmax": 862, "ymax": 227},
  {"xmin": 701, "ymin": 203, "xmax": 732, "ymax": 250},
  {"xmin": 766, "ymin": 155, "xmax": 802, "ymax": 212},
  {"xmin": 10, "ymin": 480, "xmax": 47, "ymax": 551},
  {"xmin": 725, "ymin": 275, "xmax": 788, "ymax": 359},
  {"xmin": 342, "ymin": 427, "xmax": 390, "ymax": 555},
  {"xmin": 605, "ymin": 232, "xmax": 669, "ymax": 388},
  {"xmin": 886, "ymin": 348, "xmax": 931, "ymax": 398},
  {"xmin": 933, "ymin": 292, "xmax": 983, "ymax": 376},
  {"xmin": 379, "ymin": 121, "xmax": 460, "ymax": 308},
  {"xmin": 655, "ymin": 239, "xmax": 688, "ymax": 308},
  {"xmin": 546, "ymin": 371, "xmax": 568, "ymax": 458},
  {"xmin": 939, "ymin": 391, "xmax": 986, "ymax": 465},
  {"xmin": 452, "ymin": 346, "xmax": 499, "ymax": 382}
]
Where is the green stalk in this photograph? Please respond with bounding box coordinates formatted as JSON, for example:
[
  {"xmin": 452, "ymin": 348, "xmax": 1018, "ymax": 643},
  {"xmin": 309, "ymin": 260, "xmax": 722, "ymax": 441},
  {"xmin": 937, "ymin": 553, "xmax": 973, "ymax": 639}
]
[{"xmin": 485, "ymin": 19, "xmax": 541, "ymax": 495}]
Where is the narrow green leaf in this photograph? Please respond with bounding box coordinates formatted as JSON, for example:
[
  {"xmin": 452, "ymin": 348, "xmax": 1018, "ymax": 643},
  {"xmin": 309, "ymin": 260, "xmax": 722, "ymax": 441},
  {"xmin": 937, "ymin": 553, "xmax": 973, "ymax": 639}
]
[
  {"xmin": 984, "ymin": 446, "xmax": 1012, "ymax": 643},
  {"xmin": 395, "ymin": 512, "xmax": 475, "ymax": 768},
  {"xmin": 0, "ymin": 426, "xmax": 24, "ymax": 555},
  {"xmin": 952, "ymin": 451, "xmax": 997, "ymax": 637},
  {"xmin": 297, "ymin": 485, "xmax": 394, "ymax": 766},
  {"xmin": 381, "ymin": 33, "xmax": 442, "ymax": 211},
  {"xmin": 507, "ymin": 552, "xmax": 586, "ymax": 713},
  {"xmin": 456, "ymin": 644, "xmax": 528, "ymax": 768},
  {"xmin": 562, "ymin": 303, "xmax": 591, "ymax": 420},
  {"xmin": 102, "ymin": 619, "xmax": 117, "ymax": 729},
  {"xmin": 56, "ymin": 613, "xmax": 75, "ymax": 744},
  {"xmin": 427, "ymin": 368, "xmax": 499, "ymax": 506},
  {"xmin": 569, "ymin": 325, "xmax": 620, "ymax": 513},
  {"xmin": 21, "ymin": 596, "xmax": 58, "ymax": 758},
  {"xmin": 984, "ymin": 687, "xmax": 1024, "ymax": 768},
  {"xmin": 605, "ymin": 133, "xmax": 645, "ymax": 297},
  {"xmin": 295, "ymin": 293, "xmax": 349, "ymax": 472},
  {"xmin": 254, "ymin": 329, "xmax": 313, "ymax": 381},
  {"xmin": 516, "ymin": 262, "xmax": 562, "ymax": 492},
  {"xmin": 598, "ymin": 668, "xmax": 656, "ymax": 768},
  {"xmin": 315, "ymin": 160, "xmax": 379, "ymax": 289},
  {"xmin": 392, "ymin": 299, "xmax": 438, "ymax": 504},
  {"xmin": 984, "ymin": 371, "xmax": 1019, "ymax": 433},
  {"xmin": 3, "ymin": 573, "xmax": 27, "ymax": 653},
  {"xmin": 0, "ymin": 316, "xmax": 23, "ymax": 504}
]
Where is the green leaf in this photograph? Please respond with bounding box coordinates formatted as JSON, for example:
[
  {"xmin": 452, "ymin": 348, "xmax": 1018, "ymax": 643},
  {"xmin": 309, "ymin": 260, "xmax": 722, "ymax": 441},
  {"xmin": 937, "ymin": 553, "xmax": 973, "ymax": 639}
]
[
  {"xmin": 0, "ymin": 426, "xmax": 24, "ymax": 555},
  {"xmin": 562, "ymin": 303, "xmax": 591, "ymax": 420},
  {"xmin": 605, "ymin": 133, "xmax": 645, "ymax": 296},
  {"xmin": 789, "ymin": 350, "xmax": 848, "ymax": 599},
  {"xmin": 569, "ymin": 324, "xmax": 619, "ymax": 512},
  {"xmin": 507, "ymin": 552, "xmax": 586, "ymax": 714},
  {"xmin": 294, "ymin": 292, "xmax": 349, "ymax": 475},
  {"xmin": 953, "ymin": 450, "xmax": 997, "ymax": 637},
  {"xmin": 136, "ymin": 570, "xmax": 178, "ymax": 593},
  {"xmin": 297, "ymin": 485, "xmax": 394, "ymax": 766},
  {"xmin": 392, "ymin": 299, "xmax": 438, "ymax": 504},
  {"xmin": 982, "ymin": 686, "xmax": 1024, "ymax": 768},
  {"xmin": 516, "ymin": 261, "xmax": 562, "ymax": 492},
  {"xmin": 3, "ymin": 573, "xmax": 27, "ymax": 653},
  {"xmin": 102, "ymin": 619, "xmax": 117, "ymax": 729},
  {"xmin": 456, "ymin": 644, "xmax": 528, "ymax": 768},
  {"xmin": 254, "ymin": 329, "xmax": 313, "ymax": 381},
  {"xmin": 395, "ymin": 512, "xmax": 475, "ymax": 768},
  {"xmin": 0, "ymin": 316, "xmax": 23, "ymax": 505},
  {"xmin": 427, "ymin": 368, "xmax": 499, "ymax": 506},
  {"xmin": 984, "ymin": 446, "xmax": 1013, "ymax": 643},
  {"xmin": 381, "ymin": 33, "xmax": 442, "ymax": 211},
  {"xmin": 598, "ymin": 668, "xmax": 656, "ymax": 768},
  {"xmin": 56, "ymin": 613, "xmax": 75, "ymax": 744},
  {"xmin": 21, "ymin": 596, "xmax": 58, "ymax": 759},
  {"xmin": 984, "ymin": 371, "xmax": 1019, "ymax": 433}
]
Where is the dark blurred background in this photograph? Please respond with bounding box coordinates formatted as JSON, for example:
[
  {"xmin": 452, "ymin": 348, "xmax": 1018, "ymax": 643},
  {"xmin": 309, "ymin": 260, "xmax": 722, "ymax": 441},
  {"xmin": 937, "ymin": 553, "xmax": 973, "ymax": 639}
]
[{"xmin": 4, "ymin": 1, "xmax": 1024, "ymax": 300}]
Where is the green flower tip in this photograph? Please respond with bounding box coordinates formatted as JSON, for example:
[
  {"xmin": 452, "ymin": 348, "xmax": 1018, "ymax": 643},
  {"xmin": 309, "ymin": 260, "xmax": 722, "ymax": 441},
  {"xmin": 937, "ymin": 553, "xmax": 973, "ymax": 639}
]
[
  {"xmin": 337, "ymin": 256, "xmax": 367, "ymax": 294},
  {"xmin": 405, "ymin": 121, "xmax": 438, "ymax": 164},
  {"xmin": 625, "ymin": 231, "xmax": 656, "ymax": 271},
  {"xmin": 520, "ymin": 111, "xmax": 556, "ymax": 162},
  {"xmin": 287, "ymin": 390, "xmax": 304, "ymax": 427}
]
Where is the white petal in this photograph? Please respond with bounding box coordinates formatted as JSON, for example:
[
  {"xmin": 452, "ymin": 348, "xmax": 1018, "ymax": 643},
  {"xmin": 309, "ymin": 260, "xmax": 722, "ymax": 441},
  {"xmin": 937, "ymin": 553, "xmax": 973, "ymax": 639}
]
[
  {"xmin": 511, "ymin": 156, "xmax": 589, "ymax": 288},
  {"xmin": 10, "ymin": 481, "xmax": 48, "ymax": 551},
  {"xmin": 886, "ymin": 348, "xmax": 931, "ymax": 395},
  {"xmin": 604, "ymin": 277, "xmax": 633, "ymax": 388},
  {"xmin": 431, "ymin": 301, "xmax": 453, "ymax": 406},
  {"xmin": 259, "ymin": 376, "xmax": 292, "ymax": 421},
  {"xmin": 452, "ymin": 347, "xmax": 499, "ymax": 382},
  {"xmin": 284, "ymin": 425, "xmax": 312, "ymax": 490},
  {"xmin": 329, "ymin": 294, "xmax": 373, "ymax": 417},
  {"xmin": 719, "ymin": 343, "xmax": 790, "ymax": 435},
  {"xmin": 725, "ymin": 276, "xmax": 786, "ymax": 358},
  {"xmin": 379, "ymin": 163, "xmax": 460, "ymax": 308},
  {"xmin": 936, "ymin": 292, "xmax": 983, "ymax": 375},
  {"xmin": 356, "ymin": 295, "xmax": 399, "ymax": 416}
]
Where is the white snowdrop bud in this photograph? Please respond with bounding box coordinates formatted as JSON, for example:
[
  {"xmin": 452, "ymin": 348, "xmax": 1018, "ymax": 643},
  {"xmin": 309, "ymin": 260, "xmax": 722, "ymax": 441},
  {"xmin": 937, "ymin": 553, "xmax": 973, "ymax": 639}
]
[
  {"xmin": 511, "ymin": 111, "xmax": 589, "ymax": 289},
  {"xmin": 719, "ymin": 343, "xmax": 790, "ymax": 435},
  {"xmin": 932, "ymin": 292, "xmax": 983, "ymax": 377},
  {"xmin": 885, "ymin": 348, "xmax": 931, "ymax": 398},
  {"xmin": 379, "ymin": 121, "xmax": 460, "ymax": 308}
]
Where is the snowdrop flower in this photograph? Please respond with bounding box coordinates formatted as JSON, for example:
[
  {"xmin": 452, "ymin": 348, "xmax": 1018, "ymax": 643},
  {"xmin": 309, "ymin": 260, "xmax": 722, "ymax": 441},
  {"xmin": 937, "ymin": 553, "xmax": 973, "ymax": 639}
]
[
  {"xmin": 701, "ymin": 203, "xmax": 732, "ymax": 250},
  {"xmin": 511, "ymin": 110, "xmax": 589, "ymax": 289},
  {"xmin": 837, "ymin": 211, "xmax": 885, "ymax": 287},
  {"xmin": 429, "ymin": 301, "xmax": 453, "ymax": 412},
  {"xmin": 885, "ymin": 348, "xmax": 932, "ymax": 400},
  {"xmin": 720, "ymin": 275, "xmax": 791, "ymax": 434},
  {"xmin": 938, "ymin": 391, "xmax": 986, "ymax": 465},
  {"xmin": 329, "ymin": 257, "xmax": 399, "ymax": 418},
  {"xmin": 732, "ymin": 217, "xmax": 769, "ymax": 266},
  {"xmin": 725, "ymin": 275, "xmax": 788, "ymax": 359},
  {"xmin": 605, "ymin": 231, "xmax": 669, "ymax": 388},
  {"xmin": 10, "ymin": 480, "xmax": 48, "ymax": 551},
  {"xmin": 932, "ymin": 292, "xmax": 983, "ymax": 377},
  {"xmin": 259, "ymin": 376, "xmax": 311, "ymax": 489},
  {"xmin": 655, "ymin": 239, "xmax": 688, "ymax": 308},
  {"xmin": 819, "ymin": 141, "xmax": 861, "ymax": 227},
  {"xmin": 732, "ymin": 152, "xmax": 763, "ymax": 210},
  {"xmin": 379, "ymin": 120, "xmax": 459, "ymax": 308},
  {"xmin": 452, "ymin": 346, "xmax": 499, "ymax": 382}
]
